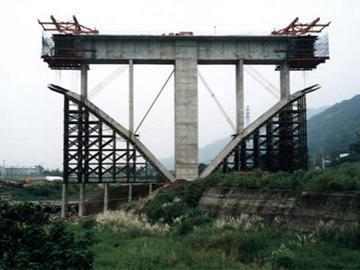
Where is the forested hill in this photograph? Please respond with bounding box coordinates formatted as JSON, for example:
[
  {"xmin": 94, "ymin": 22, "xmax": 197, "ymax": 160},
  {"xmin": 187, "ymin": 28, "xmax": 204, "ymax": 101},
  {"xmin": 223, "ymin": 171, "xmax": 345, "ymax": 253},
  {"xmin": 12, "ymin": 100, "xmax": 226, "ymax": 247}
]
[{"xmin": 308, "ymin": 94, "xmax": 360, "ymax": 157}]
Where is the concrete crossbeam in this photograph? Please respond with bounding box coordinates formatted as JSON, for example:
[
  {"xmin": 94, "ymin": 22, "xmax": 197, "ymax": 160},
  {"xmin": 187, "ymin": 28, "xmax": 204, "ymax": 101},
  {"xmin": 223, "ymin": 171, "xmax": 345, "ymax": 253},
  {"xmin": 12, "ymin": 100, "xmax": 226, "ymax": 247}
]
[{"xmin": 80, "ymin": 35, "xmax": 289, "ymax": 64}]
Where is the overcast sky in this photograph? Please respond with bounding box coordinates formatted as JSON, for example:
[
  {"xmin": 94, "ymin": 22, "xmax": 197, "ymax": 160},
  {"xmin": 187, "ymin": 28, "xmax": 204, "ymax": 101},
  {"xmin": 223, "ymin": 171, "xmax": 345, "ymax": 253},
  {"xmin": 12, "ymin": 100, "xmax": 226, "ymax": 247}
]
[{"xmin": 0, "ymin": 0, "xmax": 359, "ymax": 169}]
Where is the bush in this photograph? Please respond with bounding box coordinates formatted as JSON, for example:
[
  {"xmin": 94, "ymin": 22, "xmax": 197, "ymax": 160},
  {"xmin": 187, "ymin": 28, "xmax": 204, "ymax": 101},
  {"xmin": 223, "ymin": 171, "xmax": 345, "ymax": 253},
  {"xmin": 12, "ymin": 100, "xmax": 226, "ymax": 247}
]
[
  {"xmin": 317, "ymin": 225, "xmax": 360, "ymax": 250},
  {"xmin": 185, "ymin": 226, "xmax": 273, "ymax": 264},
  {"xmin": 0, "ymin": 201, "xmax": 94, "ymax": 269},
  {"xmin": 143, "ymin": 181, "xmax": 214, "ymax": 235},
  {"xmin": 202, "ymin": 162, "xmax": 360, "ymax": 193},
  {"xmin": 269, "ymin": 244, "xmax": 296, "ymax": 269}
]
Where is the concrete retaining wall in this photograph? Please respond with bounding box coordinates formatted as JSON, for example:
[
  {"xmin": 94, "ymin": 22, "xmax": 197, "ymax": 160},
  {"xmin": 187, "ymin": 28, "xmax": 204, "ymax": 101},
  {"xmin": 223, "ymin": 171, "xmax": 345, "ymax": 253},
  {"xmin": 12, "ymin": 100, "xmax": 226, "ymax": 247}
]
[{"xmin": 198, "ymin": 188, "xmax": 360, "ymax": 231}]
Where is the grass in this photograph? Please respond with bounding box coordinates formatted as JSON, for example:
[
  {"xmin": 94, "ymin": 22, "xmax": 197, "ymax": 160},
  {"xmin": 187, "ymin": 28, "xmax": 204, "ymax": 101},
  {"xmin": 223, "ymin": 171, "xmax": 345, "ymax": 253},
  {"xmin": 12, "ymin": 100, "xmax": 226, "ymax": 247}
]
[
  {"xmin": 4, "ymin": 162, "xmax": 360, "ymax": 269},
  {"xmin": 69, "ymin": 212, "xmax": 360, "ymax": 270},
  {"xmin": 79, "ymin": 162, "xmax": 360, "ymax": 269},
  {"xmin": 70, "ymin": 215, "xmax": 258, "ymax": 270}
]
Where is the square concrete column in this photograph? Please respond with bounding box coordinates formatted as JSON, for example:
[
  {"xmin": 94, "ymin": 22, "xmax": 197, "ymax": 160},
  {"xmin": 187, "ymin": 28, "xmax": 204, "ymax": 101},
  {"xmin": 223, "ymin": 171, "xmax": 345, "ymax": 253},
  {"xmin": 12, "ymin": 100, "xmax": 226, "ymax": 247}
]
[
  {"xmin": 174, "ymin": 41, "xmax": 198, "ymax": 180},
  {"xmin": 78, "ymin": 183, "xmax": 85, "ymax": 216},
  {"xmin": 81, "ymin": 64, "xmax": 88, "ymax": 100},
  {"xmin": 236, "ymin": 59, "xmax": 244, "ymax": 133},
  {"xmin": 280, "ymin": 62, "xmax": 290, "ymax": 99},
  {"xmin": 129, "ymin": 60, "xmax": 134, "ymax": 133},
  {"xmin": 79, "ymin": 64, "xmax": 88, "ymax": 216},
  {"xmin": 61, "ymin": 182, "xmax": 68, "ymax": 218},
  {"xmin": 103, "ymin": 183, "xmax": 109, "ymax": 213}
]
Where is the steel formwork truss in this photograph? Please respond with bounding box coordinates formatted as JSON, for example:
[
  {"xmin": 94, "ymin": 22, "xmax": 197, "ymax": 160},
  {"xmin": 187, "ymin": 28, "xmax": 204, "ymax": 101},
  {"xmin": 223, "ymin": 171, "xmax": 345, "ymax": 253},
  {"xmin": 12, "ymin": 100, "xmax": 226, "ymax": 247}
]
[
  {"xmin": 63, "ymin": 96, "xmax": 165, "ymax": 184},
  {"xmin": 221, "ymin": 96, "xmax": 308, "ymax": 173}
]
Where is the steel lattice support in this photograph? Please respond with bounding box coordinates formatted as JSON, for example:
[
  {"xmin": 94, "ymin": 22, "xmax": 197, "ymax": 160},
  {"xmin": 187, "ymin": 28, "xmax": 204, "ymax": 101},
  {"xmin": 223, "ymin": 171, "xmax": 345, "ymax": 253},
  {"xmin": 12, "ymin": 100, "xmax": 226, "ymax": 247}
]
[
  {"xmin": 220, "ymin": 96, "xmax": 308, "ymax": 173},
  {"xmin": 62, "ymin": 96, "xmax": 167, "ymax": 184}
]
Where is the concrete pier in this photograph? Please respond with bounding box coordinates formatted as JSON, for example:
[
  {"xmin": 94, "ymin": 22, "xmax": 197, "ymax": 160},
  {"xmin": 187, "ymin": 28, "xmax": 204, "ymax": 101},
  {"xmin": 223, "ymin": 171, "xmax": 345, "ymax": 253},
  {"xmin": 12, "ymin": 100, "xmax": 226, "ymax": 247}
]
[
  {"xmin": 280, "ymin": 62, "xmax": 290, "ymax": 99},
  {"xmin": 81, "ymin": 65, "xmax": 88, "ymax": 100},
  {"xmin": 128, "ymin": 183, "xmax": 133, "ymax": 202},
  {"xmin": 236, "ymin": 59, "xmax": 244, "ymax": 133},
  {"xmin": 174, "ymin": 41, "xmax": 198, "ymax": 180},
  {"xmin": 103, "ymin": 183, "xmax": 109, "ymax": 212},
  {"xmin": 149, "ymin": 183, "xmax": 153, "ymax": 195},
  {"xmin": 78, "ymin": 183, "xmax": 85, "ymax": 216},
  {"xmin": 61, "ymin": 182, "xmax": 68, "ymax": 218},
  {"xmin": 129, "ymin": 60, "xmax": 134, "ymax": 133},
  {"xmin": 79, "ymin": 64, "xmax": 88, "ymax": 216}
]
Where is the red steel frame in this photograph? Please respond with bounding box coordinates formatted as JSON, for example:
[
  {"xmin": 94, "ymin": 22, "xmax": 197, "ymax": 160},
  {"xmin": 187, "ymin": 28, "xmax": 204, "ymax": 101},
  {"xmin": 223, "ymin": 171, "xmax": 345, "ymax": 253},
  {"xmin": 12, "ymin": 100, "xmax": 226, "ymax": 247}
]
[
  {"xmin": 272, "ymin": 17, "xmax": 330, "ymax": 36},
  {"xmin": 38, "ymin": 15, "xmax": 99, "ymax": 35}
]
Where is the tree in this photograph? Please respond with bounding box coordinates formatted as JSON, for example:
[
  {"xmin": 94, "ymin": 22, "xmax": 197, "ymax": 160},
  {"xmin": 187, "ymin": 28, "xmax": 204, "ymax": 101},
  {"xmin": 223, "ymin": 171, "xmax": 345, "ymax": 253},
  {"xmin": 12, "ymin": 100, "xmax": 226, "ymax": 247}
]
[
  {"xmin": 0, "ymin": 202, "xmax": 94, "ymax": 269},
  {"xmin": 35, "ymin": 164, "xmax": 45, "ymax": 175}
]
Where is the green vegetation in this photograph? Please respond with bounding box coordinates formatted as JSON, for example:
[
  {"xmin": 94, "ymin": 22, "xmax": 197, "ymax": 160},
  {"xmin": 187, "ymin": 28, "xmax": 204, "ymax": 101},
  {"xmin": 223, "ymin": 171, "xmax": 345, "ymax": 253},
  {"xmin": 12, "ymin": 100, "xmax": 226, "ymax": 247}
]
[
  {"xmin": 68, "ymin": 211, "xmax": 360, "ymax": 270},
  {"xmin": 2, "ymin": 163, "xmax": 360, "ymax": 269},
  {"xmin": 207, "ymin": 162, "xmax": 360, "ymax": 192},
  {"xmin": 145, "ymin": 163, "xmax": 360, "ymax": 225},
  {"xmin": 0, "ymin": 201, "xmax": 94, "ymax": 269}
]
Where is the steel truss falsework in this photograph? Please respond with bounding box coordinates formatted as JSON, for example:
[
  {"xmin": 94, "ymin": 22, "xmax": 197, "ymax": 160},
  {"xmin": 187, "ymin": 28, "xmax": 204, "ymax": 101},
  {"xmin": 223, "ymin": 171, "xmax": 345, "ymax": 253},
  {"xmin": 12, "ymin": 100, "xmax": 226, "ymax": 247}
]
[
  {"xmin": 200, "ymin": 85, "xmax": 320, "ymax": 178},
  {"xmin": 49, "ymin": 84, "xmax": 175, "ymax": 184},
  {"xmin": 222, "ymin": 97, "xmax": 307, "ymax": 173}
]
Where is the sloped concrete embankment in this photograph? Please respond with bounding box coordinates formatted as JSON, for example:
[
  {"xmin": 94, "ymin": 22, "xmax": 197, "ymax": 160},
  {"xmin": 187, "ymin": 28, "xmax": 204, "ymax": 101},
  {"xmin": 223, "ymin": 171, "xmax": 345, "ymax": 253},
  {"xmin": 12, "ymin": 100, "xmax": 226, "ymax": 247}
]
[{"xmin": 198, "ymin": 188, "xmax": 360, "ymax": 231}]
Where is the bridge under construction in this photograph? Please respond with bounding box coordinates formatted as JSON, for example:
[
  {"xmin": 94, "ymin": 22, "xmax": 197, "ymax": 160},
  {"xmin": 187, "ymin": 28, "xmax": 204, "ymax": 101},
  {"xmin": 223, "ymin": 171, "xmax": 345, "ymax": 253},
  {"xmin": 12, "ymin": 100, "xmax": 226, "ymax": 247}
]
[{"xmin": 39, "ymin": 16, "xmax": 330, "ymax": 217}]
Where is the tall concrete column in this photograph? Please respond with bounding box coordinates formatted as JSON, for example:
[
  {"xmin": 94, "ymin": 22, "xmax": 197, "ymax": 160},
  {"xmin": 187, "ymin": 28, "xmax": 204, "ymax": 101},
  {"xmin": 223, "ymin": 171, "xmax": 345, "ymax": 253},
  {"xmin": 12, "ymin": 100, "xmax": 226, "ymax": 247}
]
[
  {"xmin": 128, "ymin": 184, "xmax": 133, "ymax": 202},
  {"xmin": 280, "ymin": 62, "xmax": 290, "ymax": 99},
  {"xmin": 236, "ymin": 59, "xmax": 244, "ymax": 133},
  {"xmin": 103, "ymin": 183, "xmax": 109, "ymax": 213},
  {"xmin": 61, "ymin": 182, "xmax": 68, "ymax": 218},
  {"xmin": 81, "ymin": 64, "xmax": 88, "ymax": 100},
  {"xmin": 78, "ymin": 183, "xmax": 85, "ymax": 216},
  {"xmin": 129, "ymin": 60, "xmax": 134, "ymax": 133},
  {"xmin": 149, "ymin": 183, "xmax": 153, "ymax": 195},
  {"xmin": 79, "ymin": 64, "xmax": 88, "ymax": 216},
  {"xmin": 174, "ymin": 41, "xmax": 198, "ymax": 180}
]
